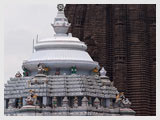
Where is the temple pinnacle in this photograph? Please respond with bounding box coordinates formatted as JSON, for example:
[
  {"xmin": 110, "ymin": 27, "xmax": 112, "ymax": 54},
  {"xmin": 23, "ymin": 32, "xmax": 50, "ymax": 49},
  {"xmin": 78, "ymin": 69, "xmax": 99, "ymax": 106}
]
[{"xmin": 57, "ymin": 4, "xmax": 64, "ymax": 11}]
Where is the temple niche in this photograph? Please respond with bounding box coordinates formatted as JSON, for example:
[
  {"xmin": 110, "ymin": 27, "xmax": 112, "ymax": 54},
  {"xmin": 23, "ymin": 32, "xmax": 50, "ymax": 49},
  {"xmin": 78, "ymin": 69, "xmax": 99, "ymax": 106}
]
[{"xmin": 4, "ymin": 4, "xmax": 135, "ymax": 116}]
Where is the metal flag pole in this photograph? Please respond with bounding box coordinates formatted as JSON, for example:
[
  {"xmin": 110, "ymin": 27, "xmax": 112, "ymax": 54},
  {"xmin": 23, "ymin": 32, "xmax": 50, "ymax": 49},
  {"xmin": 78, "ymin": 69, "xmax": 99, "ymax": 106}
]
[
  {"xmin": 36, "ymin": 34, "xmax": 38, "ymax": 43},
  {"xmin": 32, "ymin": 39, "xmax": 34, "ymax": 53}
]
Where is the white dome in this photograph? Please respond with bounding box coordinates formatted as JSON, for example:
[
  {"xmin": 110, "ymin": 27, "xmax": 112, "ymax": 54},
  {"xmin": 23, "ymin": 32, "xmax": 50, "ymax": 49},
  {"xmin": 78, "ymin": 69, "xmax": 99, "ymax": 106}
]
[
  {"xmin": 28, "ymin": 49, "xmax": 93, "ymax": 62},
  {"xmin": 34, "ymin": 36, "xmax": 87, "ymax": 51},
  {"xmin": 39, "ymin": 36, "xmax": 80, "ymax": 42},
  {"xmin": 22, "ymin": 4, "xmax": 99, "ymax": 74}
]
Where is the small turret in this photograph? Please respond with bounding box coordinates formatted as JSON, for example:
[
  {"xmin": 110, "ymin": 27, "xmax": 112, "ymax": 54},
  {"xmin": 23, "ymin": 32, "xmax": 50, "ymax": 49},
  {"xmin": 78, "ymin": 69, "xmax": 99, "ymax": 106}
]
[
  {"xmin": 82, "ymin": 97, "xmax": 88, "ymax": 107},
  {"xmin": 100, "ymin": 67, "xmax": 107, "ymax": 77},
  {"xmin": 100, "ymin": 67, "xmax": 111, "ymax": 86},
  {"xmin": 94, "ymin": 97, "xmax": 100, "ymax": 108},
  {"xmin": 62, "ymin": 96, "xmax": 69, "ymax": 107}
]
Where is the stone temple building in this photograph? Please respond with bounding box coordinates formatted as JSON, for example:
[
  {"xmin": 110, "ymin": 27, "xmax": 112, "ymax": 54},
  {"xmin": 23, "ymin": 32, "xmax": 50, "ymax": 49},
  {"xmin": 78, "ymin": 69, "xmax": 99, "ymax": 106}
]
[
  {"xmin": 64, "ymin": 4, "xmax": 156, "ymax": 116},
  {"xmin": 4, "ymin": 4, "xmax": 135, "ymax": 116}
]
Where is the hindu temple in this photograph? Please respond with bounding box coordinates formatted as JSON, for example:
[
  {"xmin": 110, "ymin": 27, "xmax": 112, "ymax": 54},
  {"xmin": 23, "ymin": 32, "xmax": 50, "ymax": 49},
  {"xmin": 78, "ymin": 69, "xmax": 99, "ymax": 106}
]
[{"xmin": 4, "ymin": 4, "xmax": 135, "ymax": 116}]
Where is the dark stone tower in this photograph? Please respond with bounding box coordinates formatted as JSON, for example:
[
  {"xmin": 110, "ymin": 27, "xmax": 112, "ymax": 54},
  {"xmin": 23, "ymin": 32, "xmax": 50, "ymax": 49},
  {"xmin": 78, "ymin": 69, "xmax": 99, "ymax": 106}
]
[{"xmin": 64, "ymin": 4, "xmax": 156, "ymax": 116}]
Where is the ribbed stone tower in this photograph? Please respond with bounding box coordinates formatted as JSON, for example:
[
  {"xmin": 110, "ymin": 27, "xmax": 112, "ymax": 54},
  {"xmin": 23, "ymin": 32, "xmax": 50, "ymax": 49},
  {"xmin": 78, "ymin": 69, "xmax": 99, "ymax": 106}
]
[
  {"xmin": 64, "ymin": 4, "xmax": 156, "ymax": 116},
  {"xmin": 4, "ymin": 4, "xmax": 135, "ymax": 116}
]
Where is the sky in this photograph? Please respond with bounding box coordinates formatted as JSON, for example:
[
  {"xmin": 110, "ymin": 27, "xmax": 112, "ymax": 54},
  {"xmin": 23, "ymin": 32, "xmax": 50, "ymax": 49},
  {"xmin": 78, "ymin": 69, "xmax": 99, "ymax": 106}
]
[{"xmin": 4, "ymin": 3, "xmax": 58, "ymax": 83}]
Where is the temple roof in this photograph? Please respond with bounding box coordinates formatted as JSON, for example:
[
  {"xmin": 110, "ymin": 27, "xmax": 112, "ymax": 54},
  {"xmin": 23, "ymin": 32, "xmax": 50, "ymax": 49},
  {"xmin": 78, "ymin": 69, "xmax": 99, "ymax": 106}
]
[
  {"xmin": 28, "ymin": 50, "xmax": 93, "ymax": 62},
  {"xmin": 23, "ymin": 4, "xmax": 99, "ymax": 73}
]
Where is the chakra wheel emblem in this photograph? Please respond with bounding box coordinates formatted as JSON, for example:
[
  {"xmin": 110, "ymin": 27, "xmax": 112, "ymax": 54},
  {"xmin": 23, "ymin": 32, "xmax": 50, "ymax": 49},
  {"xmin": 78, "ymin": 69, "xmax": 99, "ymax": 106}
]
[{"xmin": 57, "ymin": 4, "xmax": 64, "ymax": 11}]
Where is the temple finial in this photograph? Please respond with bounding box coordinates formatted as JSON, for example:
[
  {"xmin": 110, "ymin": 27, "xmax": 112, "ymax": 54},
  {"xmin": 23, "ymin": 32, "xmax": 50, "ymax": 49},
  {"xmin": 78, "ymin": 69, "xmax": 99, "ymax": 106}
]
[
  {"xmin": 51, "ymin": 4, "xmax": 71, "ymax": 35},
  {"xmin": 57, "ymin": 4, "xmax": 64, "ymax": 11}
]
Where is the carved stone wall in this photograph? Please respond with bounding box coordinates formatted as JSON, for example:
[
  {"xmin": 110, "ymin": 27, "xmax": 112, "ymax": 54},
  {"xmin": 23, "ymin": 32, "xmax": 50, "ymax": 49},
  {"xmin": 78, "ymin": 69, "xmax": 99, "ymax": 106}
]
[{"xmin": 65, "ymin": 4, "xmax": 156, "ymax": 116}]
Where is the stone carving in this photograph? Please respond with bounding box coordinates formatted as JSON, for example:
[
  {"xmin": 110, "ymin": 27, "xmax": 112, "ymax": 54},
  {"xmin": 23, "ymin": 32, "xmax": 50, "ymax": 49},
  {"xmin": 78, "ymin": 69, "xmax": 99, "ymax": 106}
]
[
  {"xmin": 111, "ymin": 81, "xmax": 114, "ymax": 87},
  {"xmin": 71, "ymin": 66, "xmax": 77, "ymax": 74},
  {"xmin": 5, "ymin": 74, "xmax": 135, "ymax": 116},
  {"xmin": 91, "ymin": 49, "xmax": 99, "ymax": 61},
  {"xmin": 93, "ymin": 67, "xmax": 99, "ymax": 75},
  {"xmin": 73, "ymin": 96, "xmax": 78, "ymax": 107},
  {"xmin": 37, "ymin": 63, "xmax": 45, "ymax": 74},
  {"xmin": 115, "ymin": 92, "xmax": 131, "ymax": 108},
  {"xmin": 65, "ymin": 4, "xmax": 156, "ymax": 116},
  {"xmin": 15, "ymin": 71, "xmax": 22, "ymax": 78},
  {"xmin": 52, "ymin": 97, "xmax": 57, "ymax": 108},
  {"xmin": 25, "ymin": 90, "xmax": 37, "ymax": 106},
  {"xmin": 88, "ymin": 97, "xmax": 92, "ymax": 106},
  {"xmin": 18, "ymin": 98, "xmax": 22, "ymax": 108},
  {"xmin": 100, "ymin": 67, "xmax": 107, "ymax": 77},
  {"xmin": 37, "ymin": 63, "xmax": 49, "ymax": 74},
  {"xmin": 22, "ymin": 66, "xmax": 29, "ymax": 77},
  {"xmin": 84, "ymin": 35, "xmax": 99, "ymax": 61}
]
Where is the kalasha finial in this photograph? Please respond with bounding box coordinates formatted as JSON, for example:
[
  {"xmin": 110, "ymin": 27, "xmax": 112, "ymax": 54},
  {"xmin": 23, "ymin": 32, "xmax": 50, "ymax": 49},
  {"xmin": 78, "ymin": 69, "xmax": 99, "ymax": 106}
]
[
  {"xmin": 57, "ymin": 4, "xmax": 64, "ymax": 11},
  {"xmin": 51, "ymin": 4, "xmax": 71, "ymax": 35}
]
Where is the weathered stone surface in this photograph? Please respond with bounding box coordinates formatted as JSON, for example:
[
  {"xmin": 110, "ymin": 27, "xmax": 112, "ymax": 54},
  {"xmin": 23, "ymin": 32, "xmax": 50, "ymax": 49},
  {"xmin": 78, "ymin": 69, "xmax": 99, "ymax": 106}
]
[{"xmin": 65, "ymin": 4, "xmax": 156, "ymax": 116}]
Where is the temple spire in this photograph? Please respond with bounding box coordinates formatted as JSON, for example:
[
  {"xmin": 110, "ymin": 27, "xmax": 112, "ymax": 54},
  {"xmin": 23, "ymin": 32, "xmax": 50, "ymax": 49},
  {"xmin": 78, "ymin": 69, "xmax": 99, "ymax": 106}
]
[{"xmin": 51, "ymin": 4, "xmax": 71, "ymax": 36}]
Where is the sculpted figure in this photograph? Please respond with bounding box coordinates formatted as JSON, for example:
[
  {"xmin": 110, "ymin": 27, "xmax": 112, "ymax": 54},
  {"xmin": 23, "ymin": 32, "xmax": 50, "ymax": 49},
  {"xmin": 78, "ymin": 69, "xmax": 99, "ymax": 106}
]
[
  {"xmin": 115, "ymin": 92, "xmax": 131, "ymax": 108},
  {"xmin": 52, "ymin": 97, "xmax": 57, "ymax": 108},
  {"xmin": 22, "ymin": 66, "xmax": 29, "ymax": 76},
  {"xmin": 15, "ymin": 71, "xmax": 22, "ymax": 78},
  {"xmin": 37, "ymin": 63, "xmax": 49, "ymax": 74},
  {"xmin": 25, "ymin": 90, "xmax": 37, "ymax": 106},
  {"xmin": 71, "ymin": 66, "xmax": 77, "ymax": 74},
  {"xmin": 73, "ymin": 96, "xmax": 78, "ymax": 107}
]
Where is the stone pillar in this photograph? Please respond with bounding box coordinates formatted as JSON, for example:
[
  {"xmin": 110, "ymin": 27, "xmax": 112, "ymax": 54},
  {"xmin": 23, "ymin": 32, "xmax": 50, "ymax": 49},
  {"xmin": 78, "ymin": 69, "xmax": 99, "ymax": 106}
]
[
  {"xmin": 100, "ymin": 99, "xmax": 104, "ymax": 108},
  {"xmin": 52, "ymin": 97, "xmax": 57, "ymax": 108},
  {"xmin": 73, "ymin": 96, "xmax": 78, "ymax": 108},
  {"xmin": 22, "ymin": 97, "xmax": 26, "ymax": 106},
  {"xmin": 88, "ymin": 97, "xmax": 92, "ymax": 107},
  {"xmin": 18, "ymin": 98, "xmax": 22, "ymax": 108},
  {"xmin": 43, "ymin": 97, "xmax": 47, "ymax": 107},
  {"xmin": 110, "ymin": 99, "xmax": 113, "ymax": 107},
  {"xmin": 106, "ymin": 98, "xmax": 110, "ymax": 107},
  {"xmin": 4, "ymin": 99, "xmax": 6, "ymax": 109}
]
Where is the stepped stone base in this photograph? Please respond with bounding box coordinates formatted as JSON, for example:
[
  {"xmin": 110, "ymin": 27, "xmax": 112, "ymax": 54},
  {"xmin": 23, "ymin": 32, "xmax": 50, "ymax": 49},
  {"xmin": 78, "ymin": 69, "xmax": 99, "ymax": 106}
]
[{"xmin": 4, "ymin": 75, "xmax": 135, "ymax": 116}]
